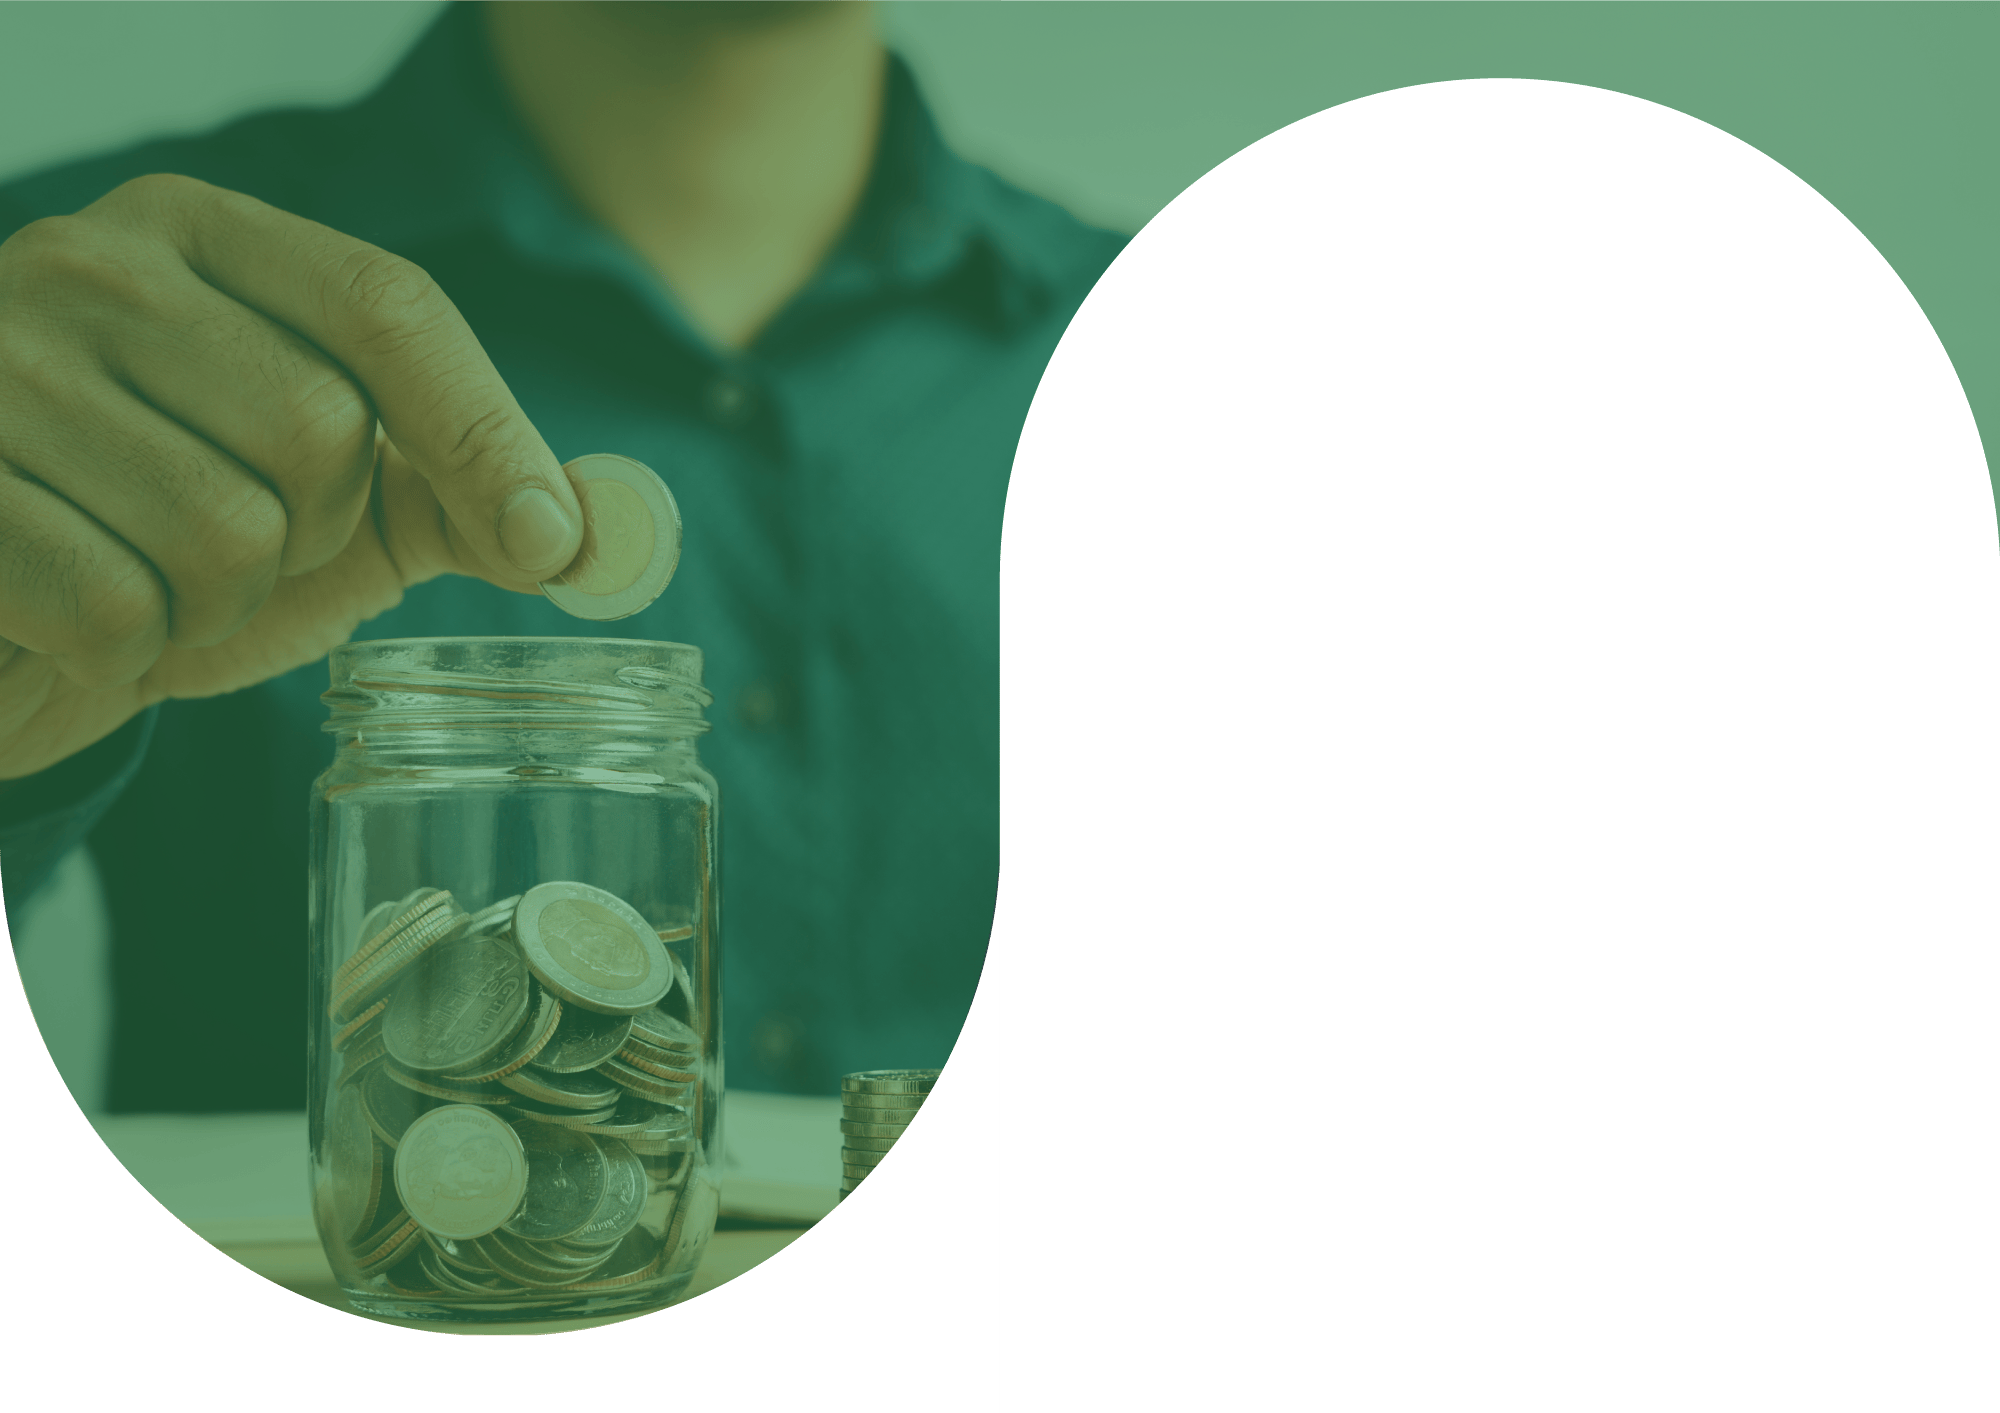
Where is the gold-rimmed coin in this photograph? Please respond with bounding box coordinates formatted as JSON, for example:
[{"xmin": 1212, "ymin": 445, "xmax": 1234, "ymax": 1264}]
[
  {"xmin": 383, "ymin": 1063, "xmax": 512, "ymax": 1105},
  {"xmin": 331, "ymin": 899, "xmax": 471, "ymax": 1020},
  {"xmin": 840, "ymin": 1147, "xmax": 888, "ymax": 1169},
  {"xmin": 422, "ymin": 1231, "xmax": 495, "ymax": 1276},
  {"xmin": 341, "ymin": 1032, "xmax": 389, "ymax": 1076},
  {"xmin": 612, "ymin": 1045, "xmax": 699, "ymax": 1083},
  {"xmin": 841, "ymin": 1162, "xmax": 881, "ymax": 1182},
  {"xmin": 840, "ymin": 1118, "xmax": 912, "ymax": 1140},
  {"xmin": 328, "ymin": 1083, "xmax": 383, "ymax": 1243},
  {"xmin": 502, "ymin": 1125, "xmax": 608, "ymax": 1244},
  {"xmin": 626, "ymin": 1134, "xmax": 699, "ymax": 1157},
  {"xmin": 443, "ymin": 987, "xmax": 561, "ymax": 1084},
  {"xmin": 460, "ymin": 895, "xmax": 522, "ymax": 939},
  {"xmin": 332, "ymin": 998, "xmax": 388, "ymax": 1052},
  {"xmin": 395, "ymin": 1105, "xmax": 529, "ymax": 1240},
  {"xmin": 510, "ymin": 1098, "xmax": 619, "ymax": 1128},
  {"xmin": 529, "ymin": 1004, "xmax": 633, "ymax": 1074},
  {"xmin": 500, "ymin": 1065, "xmax": 619, "ymax": 1110},
  {"xmin": 587, "ymin": 1095, "xmax": 693, "ymax": 1141},
  {"xmin": 597, "ymin": 1057, "xmax": 691, "ymax": 1104},
  {"xmin": 353, "ymin": 1214, "xmax": 420, "ymax": 1275},
  {"xmin": 628, "ymin": 1009, "xmax": 700, "ymax": 1054},
  {"xmin": 471, "ymin": 1230, "xmax": 603, "ymax": 1288},
  {"xmin": 561, "ymin": 1229, "xmax": 665, "ymax": 1293},
  {"xmin": 538, "ymin": 454, "xmax": 682, "ymax": 621},
  {"xmin": 512, "ymin": 881, "xmax": 673, "ymax": 1015},
  {"xmin": 337, "ymin": 889, "xmax": 445, "ymax": 987}
]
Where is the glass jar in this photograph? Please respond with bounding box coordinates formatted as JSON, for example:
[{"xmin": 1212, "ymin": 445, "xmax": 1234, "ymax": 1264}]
[{"xmin": 306, "ymin": 637, "xmax": 721, "ymax": 1324}]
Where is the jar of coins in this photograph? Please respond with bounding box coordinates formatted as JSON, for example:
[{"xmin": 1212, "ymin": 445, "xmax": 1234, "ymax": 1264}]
[{"xmin": 308, "ymin": 637, "xmax": 720, "ymax": 1323}]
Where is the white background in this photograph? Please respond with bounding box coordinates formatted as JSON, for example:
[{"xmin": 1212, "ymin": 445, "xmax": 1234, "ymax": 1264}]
[{"xmin": 999, "ymin": 76, "xmax": 2000, "ymax": 1405}]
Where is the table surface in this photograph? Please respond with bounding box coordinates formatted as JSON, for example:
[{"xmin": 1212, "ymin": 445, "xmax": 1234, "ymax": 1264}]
[{"xmin": 219, "ymin": 1223, "xmax": 814, "ymax": 1334}]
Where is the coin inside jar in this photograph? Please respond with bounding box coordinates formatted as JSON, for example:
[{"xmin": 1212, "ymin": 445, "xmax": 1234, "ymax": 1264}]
[
  {"xmin": 394, "ymin": 1105, "xmax": 529, "ymax": 1241},
  {"xmin": 529, "ymin": 1003, "xmax": 634, "ymax": 1074},
  {"xmin": 328, "ymin": 1083, "xmax": 383, "ymax": 1242},
  {"xmin": 383, "ymin": 935, "xmax": 530, "ymax": 1073},
  {"xmin": 503, "ymin": 1124, "xmax": 609, "ymax": 1243},
  {"xmin": 538, "ymin": 454, "xmax": 682, "ymax": 621},
  {"xmin": 512, "ymin": 882, "xmax": 672, "ymax": 1015}
]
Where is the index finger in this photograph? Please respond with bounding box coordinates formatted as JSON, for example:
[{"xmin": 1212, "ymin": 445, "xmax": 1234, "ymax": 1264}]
[{"xmin": 147, "ymin": 175, "xmax": 584, "ymax": 583}]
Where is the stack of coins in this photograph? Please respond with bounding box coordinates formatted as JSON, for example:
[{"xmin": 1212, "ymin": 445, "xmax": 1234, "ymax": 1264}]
[
  {"xmin": 323, "ymin": 881, "xmax": 714, "ymax": 1304},
  {"xmin": 838, "ymin": 1069, "xmax": 940, "ymax": 1199}
]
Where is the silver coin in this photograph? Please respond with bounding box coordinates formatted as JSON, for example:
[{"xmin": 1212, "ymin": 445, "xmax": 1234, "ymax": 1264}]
[
  {"xmin": 503, "ymin": 1124, "xmax": 608, "ymax": 1243},
  {"xmin": 839, "ymin": 1118, "xmax": 912, "ymax": 1140},
  {"xmin": 565, "ymin": 1139, "xmax": 648, "ymax": 1249},
  {"xmin": 383, "ymin": 1062, "xmax": 513, "ymax": 1105},
  {"xmin": 841, "ymin": 1070, "xmax": 941, "ymax": 1095},
  {"xmin": 501, "ymin": 1064, "xmax": 620, "ymax": 1110},
  {"xmin": 588, "ymin": 1096, "xmax": 694, "ymax": 1141},
  {"xmin": 538, "ymin": 454, "xmax": 682, "ymax": 621},
  {"xmin": 442, "ymin": 986, "xmax": 560, "ymax": 1084},
  {"xmin": 382, "ymin": 935, "xmax": 531, "ymax": 1073},
  {"xmin": 562, "ymin": 1228, "xmax": 666, "ymax": 1293},
  {"xmin": 422, "ymin": 1230, "xmax": 494, "ymax": 1275},
  {"xmin": 841, "ymin": 1162, "xmax": 883, "ymax": 1182},
  {"xmin": 597, "ymin": 1057, "xmax": 693, "ymax": 1104},
  {"xmin": 511, "ymin": 1098, "xmax": 619, "ymax": 1129},
  {"xmin": 513, "ymin": 882, "xmax": 673, "ymax": 1016},
  {"xmin": 624, "ymin": 1133, "xmax": 701, "ymax": 1157},
  {"xmin": 473, "ymin": 1229, "xmax": 601, "ymax": 1287},
  {"xmin": 612, "ymin": 1045, "xmax": 700, "ymax": 1083},
  {"xmin": 328, "ymin": 1083, "xmax": 383, "ymax": 1243},
  {"xmin": 332, "ymin": 890, "xmax": 467, "ymax": 1018},
  {"xmin": 840, "ymin": 1146, "xmax": 889, "ymax": 1168},
  {"xmin": 841, "ymin": 1090, "xmax": 931, "ymax": 1112},
  {"xmin": 628, "ymin": 1008, "xmax": 700, "ymax": 1054},
  {"xmin": 840, "ymin": 1133, "xmax": 901, "ymax": 1154},
  {"xmin": 461, "ymin": 895, "xmax": 522, "ymax": 939},
  {"xmin": 394, "ymin": 1105, "xmax": 529, "ymax": 1240},
  {"xmin": 530, "ymin": 1004, "xmax": 635, "ymax": 1074},
  {"xmin": 362, "ymin": 1065, "xmax": 440, "ymax": 1148}
]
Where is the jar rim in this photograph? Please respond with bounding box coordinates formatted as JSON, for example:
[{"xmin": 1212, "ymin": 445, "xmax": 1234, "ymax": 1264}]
[{"xmin": 324, "ymin": 636, "xmax": 711, "ymax": 730}]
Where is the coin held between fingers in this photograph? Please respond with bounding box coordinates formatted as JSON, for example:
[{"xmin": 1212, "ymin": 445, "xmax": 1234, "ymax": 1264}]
[{"xmin": 497, "ymin": 485, "xmax": 577, "ymax": 574}]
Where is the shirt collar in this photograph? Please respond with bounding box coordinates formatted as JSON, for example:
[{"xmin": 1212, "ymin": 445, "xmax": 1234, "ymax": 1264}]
[{"xmin": 312, "ymin": 2, "xmax": 1066, "ymax": 346}]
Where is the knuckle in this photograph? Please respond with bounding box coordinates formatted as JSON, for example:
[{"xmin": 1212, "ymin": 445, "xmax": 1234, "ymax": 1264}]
[
  {"xmin": 190, "ymin": 485, "xmax": 288, "ymax": 595},
  {"xmin": 443, "ymin": 404, "xmax": 514, "ymax": 478},
  {"xmin": 328, "ymin": 249, "xmax": 440, "ymax": 336},
  {"xmin": 0, "ymin": 211, "xmax": 159, "ymax": 312},
  {"xmin": 71, "ymin": 554, "xmax": 167, "ymax": 658},
  {"xmin": 281, "ymin": 369, "xmax": 375, "ymax": 472}
]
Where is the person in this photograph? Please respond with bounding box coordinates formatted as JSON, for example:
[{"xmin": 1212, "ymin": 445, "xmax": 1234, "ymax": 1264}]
[{"xmin": 0, "ymin": 1, "xmax": 1123, "ymax": 1111}]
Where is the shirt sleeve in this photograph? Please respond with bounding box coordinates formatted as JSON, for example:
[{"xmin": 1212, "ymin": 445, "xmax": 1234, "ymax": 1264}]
[{"xmin": 0, "ymin": 707, "xmax": 158, "ymax": 932}]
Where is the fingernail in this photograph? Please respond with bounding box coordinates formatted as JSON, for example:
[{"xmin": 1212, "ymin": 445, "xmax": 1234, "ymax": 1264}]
[{"xmin": 498, "ymin": 486, "xmax": 576, "ymax": 574}]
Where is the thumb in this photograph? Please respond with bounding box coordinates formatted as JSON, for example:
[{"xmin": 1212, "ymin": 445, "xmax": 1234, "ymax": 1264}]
[{"xmin": 375, "ymin": 430, "xmax": 571, "ymax": 595}]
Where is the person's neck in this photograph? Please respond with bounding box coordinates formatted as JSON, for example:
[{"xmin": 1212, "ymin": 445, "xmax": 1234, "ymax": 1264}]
[{"xmin": 481, "ymin": 0, "xmax": 885, "ymax": 352}]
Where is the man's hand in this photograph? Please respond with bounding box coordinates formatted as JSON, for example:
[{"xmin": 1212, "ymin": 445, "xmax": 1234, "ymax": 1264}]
[{"xmin": 0, "ymin": 173, "xmax": 585, "ymax": 779}]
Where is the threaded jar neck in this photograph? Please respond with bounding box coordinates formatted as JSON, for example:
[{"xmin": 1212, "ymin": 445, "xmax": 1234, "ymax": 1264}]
[{"xmin": 323, "ymin": 637, "xmax": 712, "ymax": 740}]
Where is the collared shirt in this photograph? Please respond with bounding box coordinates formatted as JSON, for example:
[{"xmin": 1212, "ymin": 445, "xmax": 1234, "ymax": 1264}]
[{"xmin": 0, "ymin": 3, "xmax": 1123, "ymax": 1109}]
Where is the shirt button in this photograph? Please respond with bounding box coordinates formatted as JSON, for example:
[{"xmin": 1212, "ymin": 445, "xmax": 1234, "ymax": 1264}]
[
  {"xmin": 737, "ymin": 682, "xmax": 780, "ymax": 729},
  {"xmin": 704, "ymin": 375, "xmax": 755, "ymax": 428}
]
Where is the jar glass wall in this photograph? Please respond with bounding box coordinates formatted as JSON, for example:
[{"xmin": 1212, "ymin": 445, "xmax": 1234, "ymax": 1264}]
[{"xmin": 307, "ymin": 637, "xmax": 721, "ymax": 1324}]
